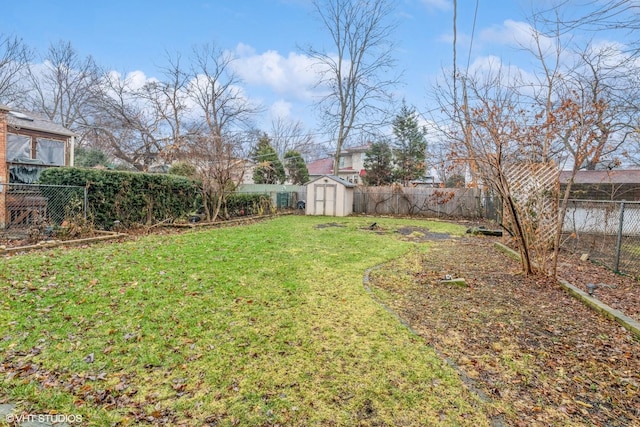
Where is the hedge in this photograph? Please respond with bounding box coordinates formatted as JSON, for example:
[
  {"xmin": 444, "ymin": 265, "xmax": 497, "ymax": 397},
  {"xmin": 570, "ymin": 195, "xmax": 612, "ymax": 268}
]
[
  {"xmin": 39, "ymin": 168, "xmax": 200, "ymax": 229},
  {"xmin": 225, "ymin": 193, "xmax": 272, "ymax": 217}
]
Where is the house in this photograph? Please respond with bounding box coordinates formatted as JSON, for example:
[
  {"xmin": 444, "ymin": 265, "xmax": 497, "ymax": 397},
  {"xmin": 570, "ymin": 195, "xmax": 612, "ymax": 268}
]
[
  {"xmin": 0, "ymin": 105, "xmax": 76, "ymax": 228},
  {"xmin": 559, "ymin": 169, "xmax": 640, "ymax": 201},
  {"xmin": 1, "ymin": 106, "xmax": 75, "ymax": 183},
  {"xmin": 307, "ymin": 143, "xmax": 370, "ymax": 184}
]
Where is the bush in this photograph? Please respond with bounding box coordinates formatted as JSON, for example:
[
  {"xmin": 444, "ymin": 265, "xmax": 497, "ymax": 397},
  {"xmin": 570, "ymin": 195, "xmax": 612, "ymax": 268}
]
[
  {"xmin": 225, "ymin": 193, "xmax": 272, "ymax": 217},
  {"xmin": 168, "ymin": 162, "xmax": 196, "ymax": 178},
  {"xmin": 39, "ymin": 168, "xmax": 200, "ymax": 229}
]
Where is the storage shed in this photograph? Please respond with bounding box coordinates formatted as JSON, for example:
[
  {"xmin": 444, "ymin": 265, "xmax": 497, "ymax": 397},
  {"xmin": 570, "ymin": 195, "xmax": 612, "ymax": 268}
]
[{"xmin": 305, "ymin": 175, "xmax": 356, "ymax": 217}]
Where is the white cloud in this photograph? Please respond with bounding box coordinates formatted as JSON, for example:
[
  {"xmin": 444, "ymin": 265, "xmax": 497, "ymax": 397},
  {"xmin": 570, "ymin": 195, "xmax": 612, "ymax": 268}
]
[
  {"xmin": 480, "ymin": 20, "xmax": 531, "ymax": 45},
  {"xmin": 468, "ymin": 54, "xmax": 533, "ymax": 82},
  {"xmin": 125, "ymin": 70, "xmax": 155, "ymax": 89},
  {"xmin": 421, "ymin": 0, "xmax": 451, "ymax": 12},
  {"xmin": 269, "ymin": 99, "xmax": 293, "ymax": 120},
  {"xmin": 479, "ymin": 19, "xmax": 556, "ymax": 54},
  {"xmin": 468, "ymin": 55, "xmax": 506, "ymax": 73},
  {"xmin": 231, "ymin": 43, "xmax": 322, "ymax": 101},
  {"xmin": 105, "ymin": 70, "xmax": 157, "ymax": 90}
]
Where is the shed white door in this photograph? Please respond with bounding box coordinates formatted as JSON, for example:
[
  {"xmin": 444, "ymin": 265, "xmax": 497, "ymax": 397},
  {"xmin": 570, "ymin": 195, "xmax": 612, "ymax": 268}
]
[{"xmin": 314, "ymin": 184, "xmax": 337, "ymax": 216}]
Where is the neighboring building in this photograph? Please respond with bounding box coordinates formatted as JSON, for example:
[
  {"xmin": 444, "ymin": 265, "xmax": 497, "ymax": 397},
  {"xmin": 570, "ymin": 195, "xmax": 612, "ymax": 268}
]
[
  {"xmin": 1, "ymin": 106, "xmax": 75, "ymax": 183},
  {"xmin": 168, "ymin": 157, "xmax": 256, "ymax": 185},
  {"xmin": 306, "ymin": 143, "xmax": 370, "ymax": 184},
  {"xmin": 560, "ymin": 169, "xmax": 640, "ymax": 201},
  {"xmin": 306, "ymin": 157, "xmax": 333, "ymax": 179},
  {"xmin": 0, "ymin": 105, "xmax": 76, "ymax": 228},
  {"xmin": 227, "ymin": 158, "xmax": 256, "ymax": 185}
]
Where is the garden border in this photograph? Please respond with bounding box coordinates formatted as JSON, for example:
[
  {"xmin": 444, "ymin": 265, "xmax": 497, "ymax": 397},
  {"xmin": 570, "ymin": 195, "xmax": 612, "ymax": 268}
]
[{"xmin": 0, "ymin": 231, "xmax": 126, "ymax": 255}]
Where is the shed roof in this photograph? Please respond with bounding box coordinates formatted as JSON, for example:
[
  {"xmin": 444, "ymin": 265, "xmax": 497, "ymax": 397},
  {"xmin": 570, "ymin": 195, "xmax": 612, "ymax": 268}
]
[{"xmin": 306, "ymin": 174, "xmax": 357, "ymax": 187}]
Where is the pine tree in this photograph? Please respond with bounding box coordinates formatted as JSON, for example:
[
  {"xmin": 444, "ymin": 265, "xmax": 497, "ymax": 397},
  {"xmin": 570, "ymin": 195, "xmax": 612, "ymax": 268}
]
[
  {"xmin": 284, "ymin": 150, "xmax": 310, "ymax": 185},
  {"xmin": 251, "ymin": 133, "xmax": 286, "ymax": 184},
  {"xmin": 392, "ymin": 102, "xmax": 427, "ymax": 185},
  {"xmin": 363, "ymin": 141, "xmax": 393, "ymax": 185},
  {"xmin": 74, "ymin": 147, "xmax": 110, "ymax": 168}
]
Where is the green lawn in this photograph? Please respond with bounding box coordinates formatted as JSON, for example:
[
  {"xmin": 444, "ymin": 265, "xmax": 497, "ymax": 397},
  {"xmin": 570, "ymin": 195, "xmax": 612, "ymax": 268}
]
[{"xmin": 0, "ymin": 216, "xmax": 490, "ymax": 426}]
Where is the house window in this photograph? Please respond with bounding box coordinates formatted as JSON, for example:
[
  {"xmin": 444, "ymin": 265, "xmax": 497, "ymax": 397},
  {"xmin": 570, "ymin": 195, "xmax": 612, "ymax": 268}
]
[
  {"xmin": 36, "ymin": 138, "xmax": 65, "ymax": 166},
  {"xmin": 6, "ymin": 133, "xmax": 31, "ymax": 161}
]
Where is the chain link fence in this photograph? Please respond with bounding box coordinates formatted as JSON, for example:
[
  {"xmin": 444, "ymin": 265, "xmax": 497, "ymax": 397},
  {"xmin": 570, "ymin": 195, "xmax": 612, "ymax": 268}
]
[
  {"xmin": 235, "ymin": 185, "xmax": 307, "ymax": 212},
  {"xmin": 562, "ymin": 199, "xmax": 640, "ymax": 277},
  {"xmin": 0, "ymin": 183, "xmax": 87, "ymax": 239}
]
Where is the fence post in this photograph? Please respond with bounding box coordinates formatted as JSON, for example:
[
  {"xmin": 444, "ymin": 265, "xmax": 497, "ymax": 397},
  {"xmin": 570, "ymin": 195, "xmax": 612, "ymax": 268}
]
[
  {"xmin": 83, "ymin": 187, "xmax": 88, "ymax": 220},
  {"xmin": 614, "ymin": 201, "xmax": 625, "ymax": 273},
  {"xmin": 395, "ymin": 193, "xmax": 398, "ymax": 215}
]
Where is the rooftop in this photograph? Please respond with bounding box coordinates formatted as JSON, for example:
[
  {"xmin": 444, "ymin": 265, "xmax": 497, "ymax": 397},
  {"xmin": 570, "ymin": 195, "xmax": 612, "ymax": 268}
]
[
  {"xmin": 1, "ymin": 105, "xmax": 75, "ymax": 137},
  {"xmin": 560, "ymin": 170, "xmax": 640, "ymax": 185}
]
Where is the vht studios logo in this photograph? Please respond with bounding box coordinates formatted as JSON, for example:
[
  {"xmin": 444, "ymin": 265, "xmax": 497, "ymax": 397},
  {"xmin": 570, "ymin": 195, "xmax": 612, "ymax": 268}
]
[{"xmin": 5, "ymin": 413, "xmax": 83, "ymax": 424}]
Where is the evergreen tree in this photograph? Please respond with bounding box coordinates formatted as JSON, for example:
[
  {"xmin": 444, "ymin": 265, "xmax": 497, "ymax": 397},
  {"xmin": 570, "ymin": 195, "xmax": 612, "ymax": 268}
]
[
  {"xmin": 392, "ymin": 102, "xmax": 427, "ymax": 185},
  {"xmin": 74, "ymin": 147, "xmax": 110, "ymax": 168},
  {"xmin": 251, "ymin": 133, "xmax": 286, "ymax": 184},
  {"xmin": 363, "ymin": 141, "xmax": 393, "ymax": 185},
  {"xmin": 168, "ymin": 161, "xmax": 197, "ymax": 178},
  {"xmin": 284, "ymin": 150, "xmax": 310, "ymax": 185}
]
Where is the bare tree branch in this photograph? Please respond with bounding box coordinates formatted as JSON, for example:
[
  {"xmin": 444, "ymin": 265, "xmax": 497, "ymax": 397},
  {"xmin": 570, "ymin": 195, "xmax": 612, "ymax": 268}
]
[
  {"xmin": 304, "ymin": 0, "xmax": 400, "ymax": 175},
  {"xmin": 0, "ymin": 34, "xmax": 32, "ymax": 105}
]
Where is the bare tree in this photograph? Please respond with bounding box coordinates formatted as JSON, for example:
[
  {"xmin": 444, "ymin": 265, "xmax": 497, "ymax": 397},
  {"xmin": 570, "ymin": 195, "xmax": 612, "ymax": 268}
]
[
  {"xmin": 524, "ymin": 2, "xmax": 640, "ymax": 169},
  {"xmin": 0, "ymin": 34, "xmax": 32, "ymax": 105},
  {"xmin": 434, "ymin": 51, "xmax": 619, "ymax": 277},
  {"xmin": 521, "ymin": 2, "xmax": 640, "ymax": 275},
  {"xmin": 446, "ymin": 68, "xmax": 545, "ymax": 275},
  {"xmin": 305, "ymin": 0, "xmax": 400, "ymax": 175},
  {"xmin": 567, "ymin": 46, "xmax": 640, "ymax": 169},
  {"xmin": 25, "ymin": 40, "xmax": 102, "ymax": 130},
  {"xmin": 91, "ymin": 72, "xmax": 167, "ymax": 171},
  {"xmin": 142, "ymin": 51, "xmax": 194, "ymax": 163},
  {"xmin": 88, "ymin": 51, "xmax": 198, "ymax": 170},
  {"xmin": 269, "ymin": 116, "xmax": 316, "ymax": 161},
  {"xmin": 184, "ymin": 43, "xmax": 261, "ymax": 221}
]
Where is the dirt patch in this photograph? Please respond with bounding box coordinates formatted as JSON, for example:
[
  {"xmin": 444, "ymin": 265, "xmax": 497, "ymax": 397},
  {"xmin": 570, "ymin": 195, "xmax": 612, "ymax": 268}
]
[
  {"xmin": 358, "ymin": 225, "xmax": 453, "ymax": 241},
  {"xmin": 395, "ymin": 226, "xmax": 452, "ymax": 242},
  {"xmin": 315, "ymin": 222, "xmax": 347, "ymax": 229},
  {"xmin": 368, "ymin": 236, "xmax": 640, "ymax": 426}
]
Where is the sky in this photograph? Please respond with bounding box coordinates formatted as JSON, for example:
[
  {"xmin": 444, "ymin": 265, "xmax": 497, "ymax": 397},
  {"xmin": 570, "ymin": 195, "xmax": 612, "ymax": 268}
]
[{"xmin": 0, "ymin": 0, "xmax": 594, "ymax": 145}]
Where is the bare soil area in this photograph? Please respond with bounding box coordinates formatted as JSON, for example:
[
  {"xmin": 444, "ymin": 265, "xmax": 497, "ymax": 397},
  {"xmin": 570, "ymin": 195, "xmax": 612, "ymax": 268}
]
[{"xmin": 369, "ymin": 234, "xmax": 640, "ymax": 426}]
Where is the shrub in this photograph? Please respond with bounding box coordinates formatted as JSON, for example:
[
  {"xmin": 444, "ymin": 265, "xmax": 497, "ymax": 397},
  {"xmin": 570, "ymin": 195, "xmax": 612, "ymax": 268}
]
[
  {"xmin": 225, "ymin": 193, "xmax": 272, "ymax": 217},
  {"xmin": 39, "ymin": 168, "xmax": 200, "ymax": 229}
]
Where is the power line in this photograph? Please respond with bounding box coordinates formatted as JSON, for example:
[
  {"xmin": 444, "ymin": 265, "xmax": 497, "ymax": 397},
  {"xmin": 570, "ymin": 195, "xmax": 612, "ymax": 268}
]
[{"xmin": 466, "ymin": 0, "xmax": 480, "ymax": 73}]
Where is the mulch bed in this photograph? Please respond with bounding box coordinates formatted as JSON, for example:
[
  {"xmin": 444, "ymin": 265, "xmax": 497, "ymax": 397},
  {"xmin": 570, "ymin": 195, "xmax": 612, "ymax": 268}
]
[{"xmin": 369, "ymin": 234, "xmax": 640, "ymax": 427}]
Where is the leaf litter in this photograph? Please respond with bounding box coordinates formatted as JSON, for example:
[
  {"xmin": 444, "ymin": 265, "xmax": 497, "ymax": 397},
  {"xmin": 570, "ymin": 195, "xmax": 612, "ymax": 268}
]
[{"xmin": 368, "ymin": 235, "xmax": 640, "ymax": 427}]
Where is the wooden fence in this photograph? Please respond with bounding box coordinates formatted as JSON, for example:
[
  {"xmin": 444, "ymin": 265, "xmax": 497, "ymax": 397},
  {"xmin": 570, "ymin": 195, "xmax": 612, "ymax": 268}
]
[{"xmin": 352, "ymin": 186, "xmax": 500, "ymax": 220}]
